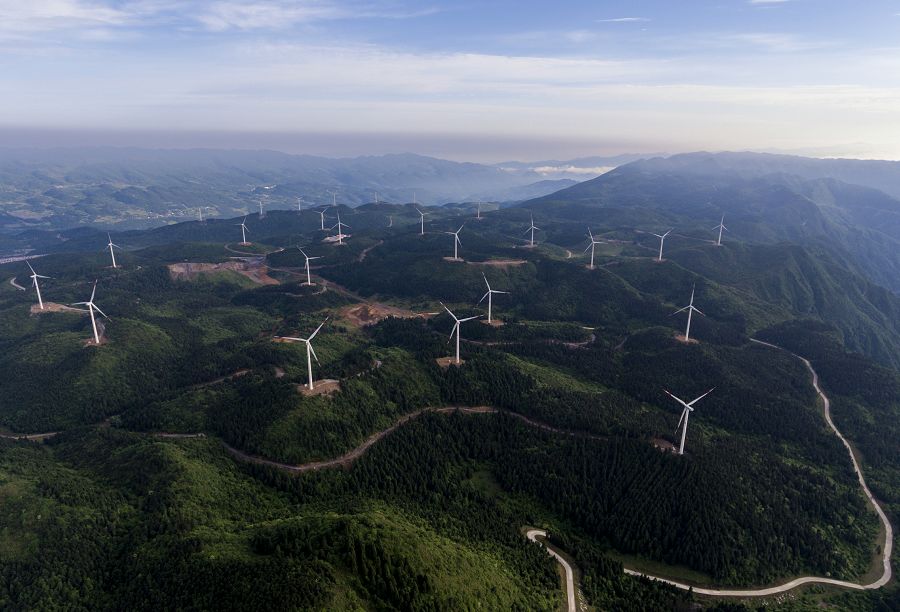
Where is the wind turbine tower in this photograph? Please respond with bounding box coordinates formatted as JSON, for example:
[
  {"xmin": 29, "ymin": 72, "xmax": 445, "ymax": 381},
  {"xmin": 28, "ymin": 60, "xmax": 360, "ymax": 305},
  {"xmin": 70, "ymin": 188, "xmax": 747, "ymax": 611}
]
[
  {"xmin": 584, "ymin": 228, "xmax": 606, "ymax": 269},
  {"xmin": 525, "ymin": 215, "xmax": 540, "ymax": 247},
  {"xmin": 276, "ymin": 318, "xmax": 328, "ymax": 390},
  {"xmin": 237, "ymin": 217, "xmax": 250, "ymax": 245},
  {"xmin": 416, "ymin": 208, "xmax": 426, "ymax": 236},
  {"xmin": 446, "ymin": 223, "xmax": 464, "ymax": 260},
  {"xmin": 652, "ymin": 230, "xmax": 672, "ymax": 262},
  {"xmin": 441, "ymin": 302, "xmax": 480, "ymax": 364},
  {"xmin": 317, "ymin": 208, "xmax": 330, "ymax": 231},
  {"xmin": 27, "ymin": 261, "xmax": 49, "ymax": 310},
  {"xmin": 106, "ymin": 233, "xmax": 121, "ymax": 268},
  {"xmin": 331, "ymin": 211, "xmax": 350, "ymax": 245},
  {"xmin": 71, "ymin": 281, "xmax": 109, "ymax": 345},
  {"xmin": 673, "ymin": 284, "xmax": 704, "ymax": 341},
  {"xmin": 477, "ymin": 273, "xmax": 508, "ymax": 323},
  {"xmin": 713, "ymin": 215, "xmax": 728, "ymax": 246},
  {"xmin": 298, "ymin": 247, "xmax": 322, "ymax": 286},
  {"xmin": 258, "ymin": 199, "xmax": 266, "ymax": 218},
  {"xmin": 664, "ymin": 388, "xmax": 715, "ymax": 455}
]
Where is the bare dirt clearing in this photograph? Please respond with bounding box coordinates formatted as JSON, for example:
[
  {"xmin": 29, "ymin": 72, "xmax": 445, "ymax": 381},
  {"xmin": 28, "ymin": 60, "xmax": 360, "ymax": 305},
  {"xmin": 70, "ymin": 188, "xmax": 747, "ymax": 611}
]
[{"xmin": 168, "ymin": 261, "xmax": 279, "ymax": 285}]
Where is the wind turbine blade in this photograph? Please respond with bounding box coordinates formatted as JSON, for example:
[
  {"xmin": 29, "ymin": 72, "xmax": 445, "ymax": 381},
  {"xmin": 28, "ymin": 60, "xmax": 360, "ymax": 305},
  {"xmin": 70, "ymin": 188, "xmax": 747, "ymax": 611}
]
[
  {"xmin": 308, "ymin": 317, "xmax": 329, "ymax": 340},
  {"xmin": 687, "ymin": 387, "xmax": 716, "ymax": 406},
  {"xmin": 494, "ymin": 290, "xmax": 509, "ymax": 294},
  {"xmin": 26, "ymin": 261, "xmax": 36, "ymax": 274},
  {"xmin": 675, "ymin": 407, "xmax": 687, "ymax": 433},
  {"xmin": 71, "ymin": 301, "xmax": 89, "ymax": 306},
  {"xmin": 663, "ymin": 389, "xmax": 688, "ymax": 407},
  {"xmin": 278, "ymin": 336, "xmax": 305, "ymax": 342},
  {"xmin": 671, "ymin": 306, "xmax": 690, "ymax": 315},
  {"xmin": 458, "ymin": 315, "xmax": 481, "ymax": 322},
  {"xmin": 90, "ymin": 281, "xmax": 97, "ymax": 302},
  {"xmin": 692, "ymin": 306, "xmax": 705, "ymax": 316},
  {"xmin": 307, "ymin": 341, "xmax": 320, "ymax": 364},
  {"xmin": 482, "ymin": 272, "xmax": 490, "ymax": 290},
  {"xmin": 308, "ymin": 256, "xmax": 322, "ymax": 261},
  {"xmin": 448, "ymin": 322, "xmax": 459, "ymax": 342},
  {"xmin": 439, "ymin": 301, "xmax": 457, "ymax": 321},
  {"xmin": 456, "ymin": 223, "xmax": 465, "ymax": 233},
  {"xmin": 477, "ymin": 291, "xmax": 490, "ymax": 305},
  {"xmin": 583, "ymin": 243, "xmax": 592, "ymax": 253},
  {"xmin": 92, "ymin": 304, "xmax": 109, "ymax": 319},
  {"xmin": 455, "ymin": 235, "xmax": 462, "ymax": 246},
  {"xmin": 298, "ymin": 247, "xmax": 308, "ymax": 257}
]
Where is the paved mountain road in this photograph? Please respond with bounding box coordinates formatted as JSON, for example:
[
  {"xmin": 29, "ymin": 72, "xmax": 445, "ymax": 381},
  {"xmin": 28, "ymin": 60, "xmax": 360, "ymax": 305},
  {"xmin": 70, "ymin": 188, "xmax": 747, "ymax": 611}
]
[{"xmin": 526, "ymin": 529, "xmax": 576, "ymax": 612}]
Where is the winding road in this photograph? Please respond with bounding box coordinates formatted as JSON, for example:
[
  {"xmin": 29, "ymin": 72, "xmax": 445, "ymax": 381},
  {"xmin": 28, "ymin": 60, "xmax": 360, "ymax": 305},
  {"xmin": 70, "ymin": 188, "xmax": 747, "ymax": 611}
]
[
  {"xmin": 526, "ymin": 529, "xmax": 576, "ymax": 612},
  {"xmin": 8, "ymin": 276, "xmax": 26, "ymax": 291},
  {"xmin": 623, "ymin": 340, "xmax": 893, "ymax": 597},
  {"xmin": 1, "ymin": 338, "xmax": 891, "ymax": 600}
]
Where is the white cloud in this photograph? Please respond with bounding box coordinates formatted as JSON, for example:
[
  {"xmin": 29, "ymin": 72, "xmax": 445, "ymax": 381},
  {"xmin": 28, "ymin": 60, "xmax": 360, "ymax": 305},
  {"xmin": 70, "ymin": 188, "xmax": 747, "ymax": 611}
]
[
  {"xmin": 532, "ymin": 165, "xmax": 616, "ymax": 176},
  {"xmin": 597, "ymin": 17, "xmax": 649, "ymax": 23}
]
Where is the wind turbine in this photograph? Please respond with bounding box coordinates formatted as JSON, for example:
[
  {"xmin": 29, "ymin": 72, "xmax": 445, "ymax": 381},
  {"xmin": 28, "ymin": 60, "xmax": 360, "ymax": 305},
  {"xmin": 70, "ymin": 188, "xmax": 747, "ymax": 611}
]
[
  {"xmin": 651, "ymin": 229, "xmax": 672, "ymax": 262},
  {"xmin": 416, "ymin": 207, "xmax": 426, "ymax": 235},
  {"xmin": 198, "ymin": 206, "xmax": 204, "ymax": 223},
  {"xmin": 475, "ymin": 202, "xmax": 482, "ymax": 220},
  {"xmin": 297, "ymin": 197, "xmax": 305, "ymax": 213},
  {"xmin": 713, "ymin": 215, "xmax": 728, "ymax": 246},
  {"xmin": 237, "ymin": 217, "xmax": 250, "ymax": 245},
  {"xmin": 71, "ymin": 281, "xmax": 108, "ymax": 345},
  {"xmin": 298, "ymin": 247, "xmax": 322, "ymax": 285},
  {"xmin": 331, "ymin": 210, "xmax": 350, "ymax": 245},
  {"xmin": 26, "ymin": 261, "xmax": 49, "ymax": 310},
  {"xmin": 387, "ymin": 215, "xmax": 393, "ymax": 228},
  {"xmin": 441, "ymin": 302, "xmax": 480, "ymax": 364},
  {"xmin": 525, "ymin": 215, "xmax": 540, "ymax": 247},
  {"xmin": 584, "ymin": 228, "xmax": 606, "ymax": 269},
  {"xmin": 446, "ymin": 223, "xmax": 464, "ymax": 260},
  {"xmin": 664, "ymin": 387, "xmax": 715, "ymax": 455},
  {"xmin": 672, "ymin": 284, "xmax": 704, "ymax": 341},
  {"xmin": 317, "ymin": 208, "xmax": 330, "ymax": 231},
  {"xmin": 106, "ymin": 233, "xmax": 121, "ymax": 268},
  {"xmin": 258, "ymin": 199, "xmax": 265, "ymax": 218},
  {"xmin": 276, "ymin": 318, "xmax": 328, "ymax": 391},
  {"xmin": 477, "ymin": 273, "xmax": 508, "ymax": 323}
]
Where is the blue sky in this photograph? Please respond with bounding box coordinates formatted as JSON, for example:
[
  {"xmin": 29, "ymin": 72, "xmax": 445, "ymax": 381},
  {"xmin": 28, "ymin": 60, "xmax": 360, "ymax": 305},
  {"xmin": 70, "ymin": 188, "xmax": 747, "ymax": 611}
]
[{"xmin": 1, "ymin": 0, "xmax": 900, "ymax": 161}]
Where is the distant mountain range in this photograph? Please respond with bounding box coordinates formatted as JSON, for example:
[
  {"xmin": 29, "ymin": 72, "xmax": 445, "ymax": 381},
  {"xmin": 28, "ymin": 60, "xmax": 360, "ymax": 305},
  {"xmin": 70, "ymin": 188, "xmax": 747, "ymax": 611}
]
[
  {"xmin": 526, "ymin": 151, "xmax": 900, "ymax": 295},
  {"xmin": 0, "ymin": 148, "xmax": 617, "ymax": 231}
]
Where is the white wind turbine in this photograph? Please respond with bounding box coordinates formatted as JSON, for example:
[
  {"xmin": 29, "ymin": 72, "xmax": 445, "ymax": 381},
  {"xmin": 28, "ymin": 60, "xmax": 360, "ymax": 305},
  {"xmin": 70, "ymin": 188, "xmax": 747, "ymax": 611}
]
[
  {"xmin": 713, "ymin": 215, "xmax": 728, "ymax": 247},
  {"xmin": 106, "ymin": 233, "xmax": 122, "ymax": 268},
  {"xmin": 27, "ymin": 261, "xmax": 50, "ymax": 310},
  {"xmin": 387, "ymin": 215, "xmax": 393, "ymax": 228},
  {"xmin": 525, "ymin": 215, "xmax": 540, "ymax": 247},
  {"xmin": 416, "ymin": 207, "xmax": 426, "ymax": 235},
  {"xmin": 664, "ymin": 387, "xmax": 715, "ymax": 455},
  {"xmin": 672, "ymin": 284, "xmax": 704, "ymax": 341},
  {"xmin": 441, "ymin": 302, "xmax": 480, "ymax": 364},
  {"xmin": 198, "ymin": 206, "xmax": 204, "ymax": 223},
  {"xmin": 584, "ymin": 228, "xmax": 606, "ymax": 269},
  {"xmin": 237, "ymin": 217, "xmax": 250, "ymax": 245},
  {"xmin": 331, "ymin": 211, "xmax": 350, "ymax": 245},
  {"xmin": 258, "ymin": 199, "xmax": 265, "ymax": 218},
  {"xmin": 276, "ymin": 318, "xmax": 328, "ymax": 391},
  {"xmin": 475, "ymin": 202, "xmax": 482, "ymax": 220},
  {"xmin": 297, "ymin": 197, "xmax": 305, "ymax": 213},
  {"xmin": 446, "ymin": 223, "xmax": 464, "ymax": 260},
  {"xmin": 71, "ymin": 280, "xmax": 108, "ymax": 345},
  {"xmin": 298, "ymin": 247, "xmax": 322, "ymax": 285},
  {"xmin": 651, "ymin": 229, "xmax": 672, "ymax": 262},
  {"xmin": 317, "ymin": 207, "xmax": 330, "ymax": 231},
  {"xmin": 477, "ymin": 273, "xmax": 508, "ymax": 323}
]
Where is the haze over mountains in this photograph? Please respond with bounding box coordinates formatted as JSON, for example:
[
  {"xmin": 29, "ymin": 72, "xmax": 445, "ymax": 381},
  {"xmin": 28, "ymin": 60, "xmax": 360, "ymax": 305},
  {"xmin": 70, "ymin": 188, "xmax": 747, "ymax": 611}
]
[{"xmin": 0, "ymin": 148, "xmax": 630, "ymax": 231}]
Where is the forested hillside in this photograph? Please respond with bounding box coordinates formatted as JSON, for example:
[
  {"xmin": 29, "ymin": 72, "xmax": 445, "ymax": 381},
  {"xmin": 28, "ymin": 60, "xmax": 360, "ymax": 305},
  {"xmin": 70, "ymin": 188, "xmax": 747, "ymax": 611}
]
[{"xmin": 1, "ymin": 185, "xmax": 897, "ymax": 610}]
